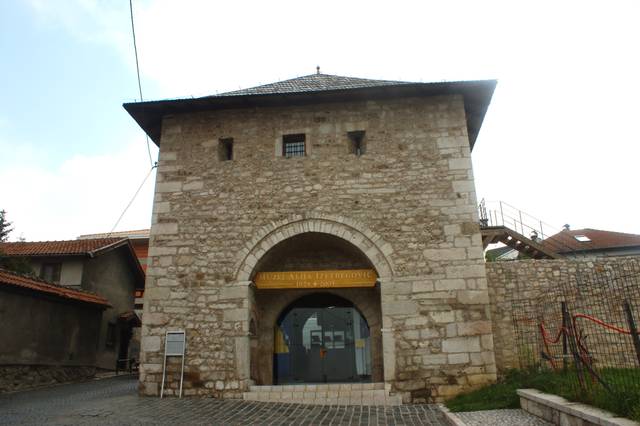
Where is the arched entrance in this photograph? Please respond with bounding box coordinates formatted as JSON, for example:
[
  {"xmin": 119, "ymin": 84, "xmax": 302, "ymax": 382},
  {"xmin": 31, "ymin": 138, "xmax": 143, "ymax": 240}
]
[
  {"xmin": 274, "ymin": 293, "xmax": 372, "ymax": 384},
  {"xmin": 246, "ymin": 231, "xmax": 386, "ymax": 385}
]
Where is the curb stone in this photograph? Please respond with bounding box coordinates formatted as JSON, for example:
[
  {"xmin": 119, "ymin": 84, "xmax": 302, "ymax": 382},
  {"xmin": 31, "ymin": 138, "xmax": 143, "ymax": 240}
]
[{"xmin": 438, "ymin": 404, "xmax": 467, "ymax": 426}]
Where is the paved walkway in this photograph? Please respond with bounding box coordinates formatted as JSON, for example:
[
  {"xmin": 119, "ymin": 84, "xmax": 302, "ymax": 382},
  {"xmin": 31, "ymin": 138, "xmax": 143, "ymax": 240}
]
[
  {"xmin": 455, "ymin": 409, "xmax": 552, "ymax": 426},
  {"xmin": 0, "ymin": 376, "xmax": 447, "ymax": 425}
]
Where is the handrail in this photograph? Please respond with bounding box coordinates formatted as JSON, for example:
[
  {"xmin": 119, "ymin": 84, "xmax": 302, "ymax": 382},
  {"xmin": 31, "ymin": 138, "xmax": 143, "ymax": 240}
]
[{"xmin": 479, "ymin": 199, "xmax": 590, "ymax": 257}]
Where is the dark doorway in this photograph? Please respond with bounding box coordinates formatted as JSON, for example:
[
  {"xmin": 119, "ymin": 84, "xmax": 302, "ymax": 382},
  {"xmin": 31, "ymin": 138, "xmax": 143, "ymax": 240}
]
[
  {"xmin": 117, "ymin": 325, "xmax": 132, "ymax": 371},
  {"xmin": 274, "ymin": 293, "xmax": 372, "ymax": 384}
]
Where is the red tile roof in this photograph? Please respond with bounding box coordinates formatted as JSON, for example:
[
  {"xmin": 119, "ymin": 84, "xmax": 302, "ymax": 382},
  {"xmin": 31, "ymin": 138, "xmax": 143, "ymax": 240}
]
[
  {"xmin": 544, "ymin": 229, "xmax": 640, "ymax": 253},
  {"xmin": 0, "ymin": 237, "xmax": 146, "ymax": 289},
  {"xmin": 0, "ymin": 238, "xmax": 124, "ymax": 257},
  {"xmin": 0, "ymin": 268, "xmax": 110, "ymax": 307}
]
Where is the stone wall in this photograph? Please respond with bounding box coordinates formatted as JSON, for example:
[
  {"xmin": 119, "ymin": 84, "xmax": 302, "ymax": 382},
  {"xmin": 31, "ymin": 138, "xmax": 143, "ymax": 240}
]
[
  {"xmin": 0, "ymin": 365, "xmax": 96, "ymax": 393},
  {"xmin": 485, "ymin": 256, "xmax": 640, "ymax": 372},
  {"xmin": 140, "ymin": 94, "xmax": 496, "ymax": 401}
]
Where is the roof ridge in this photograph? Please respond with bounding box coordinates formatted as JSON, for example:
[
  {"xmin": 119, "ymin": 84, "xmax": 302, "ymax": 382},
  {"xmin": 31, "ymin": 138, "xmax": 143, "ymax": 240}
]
[
  {"xmin": 575, "ymin": 228, "xmax": 640, "ymax": 236},
  {"xmin": 0, "ymin": 237, "xmax": 130, "ymax": 257},
  {"xmin": 216, "ymin": 73, "xmax": 417, "ymax": 98},
  {"xmin": 78, "ymin": 229, "xmax": 149, "ymax": 235},
  {"xmin": 1, "ymin": 237, "xmax": 122, "ymax": 244}
]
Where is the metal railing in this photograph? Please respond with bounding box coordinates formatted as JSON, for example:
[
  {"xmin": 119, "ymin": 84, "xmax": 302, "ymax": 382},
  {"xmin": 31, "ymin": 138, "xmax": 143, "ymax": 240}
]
[
  {"xmin": 115, "ymin": 357, "xmax": 138, "ymax": 375},
  {"xmin": 479, "ymin": 199, "xmax": 591, "ymax": 257}
]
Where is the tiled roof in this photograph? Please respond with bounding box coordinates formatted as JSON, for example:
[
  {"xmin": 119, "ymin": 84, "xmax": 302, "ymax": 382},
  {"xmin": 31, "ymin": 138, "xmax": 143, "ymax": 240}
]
[
  {"xmin": 0, "ymin": 238, "xmax": 124, "ymax": 257},
  {"xmin": 124, "ymin": 75, "xmax": 496, "ymax": 150},
  {"xmin": 77, "ymin": 230, "xmax": 149, "ymax": 240},
  {"xmin": 217, "ymin": 73, "xmax": 413, "ymax": 97},
  {"xmin": 544, "ymin": 229, "xmax": 640, "ymax": 253},
  {"xmin": 0, "ymin": 268, "xmax": 110, "ymax": 307}
]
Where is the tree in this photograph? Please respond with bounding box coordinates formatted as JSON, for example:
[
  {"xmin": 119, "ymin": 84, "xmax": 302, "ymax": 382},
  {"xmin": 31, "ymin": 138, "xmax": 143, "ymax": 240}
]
[
  {"xmin": 0, "ymin": 209, "xmax": 12, "ymax": 242},
  {"xmin": 0, "ymin": 209, "xmax": 32, "ymax": 275}
]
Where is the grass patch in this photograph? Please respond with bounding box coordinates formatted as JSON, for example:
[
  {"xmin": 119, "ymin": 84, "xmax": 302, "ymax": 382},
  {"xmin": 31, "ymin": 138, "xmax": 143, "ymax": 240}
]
[{"xmin": 445, "ymin": 368, "xmax": 640, "ymax": 422}]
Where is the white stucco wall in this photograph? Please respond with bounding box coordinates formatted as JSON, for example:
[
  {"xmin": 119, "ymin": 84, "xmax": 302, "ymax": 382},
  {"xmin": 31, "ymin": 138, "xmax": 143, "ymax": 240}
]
[
  {"xmin": 60, "ymin": 259, "xmax": 84, "ymax": 286},
  {"xmin": 29, "ymin": 257, "xmax": 84, "ymax": 286}
]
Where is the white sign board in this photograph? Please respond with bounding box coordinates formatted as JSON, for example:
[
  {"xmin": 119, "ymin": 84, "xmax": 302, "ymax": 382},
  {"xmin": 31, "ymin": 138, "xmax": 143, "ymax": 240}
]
[
  {"xmin": 161, "ymin": 330, "xmax": 186, "ymax": 398},
  {"xmin": 165, "ymin": 331, "xmax": 185, "ymax": 356}
]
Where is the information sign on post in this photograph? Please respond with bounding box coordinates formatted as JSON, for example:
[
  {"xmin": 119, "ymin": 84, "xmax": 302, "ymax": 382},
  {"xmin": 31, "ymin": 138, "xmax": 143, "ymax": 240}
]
[{"xmin": 160, "ymin": 330, "xmax": 186, "ymax": 398}]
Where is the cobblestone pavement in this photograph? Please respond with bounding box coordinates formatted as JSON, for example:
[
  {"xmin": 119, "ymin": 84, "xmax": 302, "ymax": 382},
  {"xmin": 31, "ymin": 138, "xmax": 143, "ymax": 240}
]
[
  {"xmin": 0, "ymin": 376, "xmax": 447, "ymax": 425},
  {"xmin": 455, "ymin": 408, "xmax": 552, "ymax": 426}
]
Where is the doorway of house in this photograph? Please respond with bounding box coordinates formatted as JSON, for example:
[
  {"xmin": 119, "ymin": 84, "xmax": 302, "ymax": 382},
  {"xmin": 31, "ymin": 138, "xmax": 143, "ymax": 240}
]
[
  {"xmin": 117, "ymin": 325, "xmax": 132, "ymax": 371},
  {"xmin": 274, "ymin": 293, "xmax": 372, "ymax": 384}
]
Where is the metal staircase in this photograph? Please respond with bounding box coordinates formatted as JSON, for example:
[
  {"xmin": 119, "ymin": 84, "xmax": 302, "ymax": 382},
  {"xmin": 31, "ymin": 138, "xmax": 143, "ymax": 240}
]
[
  {"xmin": 478, "ymin": 200, "xmax": 579, "ymax": 260},
  {"xmin": 480, "ymin": 226, "xmax": 560, "ymax": 259}
]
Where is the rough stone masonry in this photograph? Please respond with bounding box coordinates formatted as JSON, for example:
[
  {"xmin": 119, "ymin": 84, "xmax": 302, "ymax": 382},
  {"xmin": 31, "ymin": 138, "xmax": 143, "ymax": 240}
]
[{"xmin": 125, "ymin": 75, "xmax": 498, "ymax": 402}]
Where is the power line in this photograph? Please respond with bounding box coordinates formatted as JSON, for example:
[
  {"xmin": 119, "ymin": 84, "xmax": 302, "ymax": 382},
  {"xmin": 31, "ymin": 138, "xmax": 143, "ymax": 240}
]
[
  {"xmin": 128, "ymin": 0, "xmax": 154, "ymax": 167},
  {"xmin": 102, "ymin": 2, "xmax": 157, "ymax": 238},
  {"xmin": 108, "ymin": 164, "xmax": 157, "ymax": 236}
]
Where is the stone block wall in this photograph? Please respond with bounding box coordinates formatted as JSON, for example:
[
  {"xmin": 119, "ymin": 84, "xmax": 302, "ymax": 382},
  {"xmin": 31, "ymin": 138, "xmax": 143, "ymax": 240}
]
[
  {"xmin": 485, "ymin": 256, "xmax": 640, "ymax": 372},
  {"xmin": 140, "ymin": 94, "xmax": 496, "ymax": 401}
]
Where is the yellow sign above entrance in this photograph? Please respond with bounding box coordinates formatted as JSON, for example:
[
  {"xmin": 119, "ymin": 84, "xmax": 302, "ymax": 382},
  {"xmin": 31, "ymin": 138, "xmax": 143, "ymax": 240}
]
[{"xmin": 254, "ymin": 269, "xmax": 377, "ymax": 290}]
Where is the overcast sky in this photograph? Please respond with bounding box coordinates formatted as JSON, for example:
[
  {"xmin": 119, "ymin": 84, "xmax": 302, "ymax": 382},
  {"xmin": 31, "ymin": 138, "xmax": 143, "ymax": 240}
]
[{"xmin": 1, "ymin": 0, "xmax": 638, "ymax": 241}]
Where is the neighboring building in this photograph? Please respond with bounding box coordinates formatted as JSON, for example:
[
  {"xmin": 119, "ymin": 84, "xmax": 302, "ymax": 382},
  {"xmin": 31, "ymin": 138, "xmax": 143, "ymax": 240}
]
[
  {"xmin": 78, "ymin": 230, "xmax": 150, "ymax": 271},
  {"xmin": 78, "ymin": 230, "xmax": 150, "ymax": 315},
  {"xmin": 544, "ymin": 228, "xmax": 640, "ymax": 258},
  {"xmin": 0, "ymin": 238, "xmax": 145, "ymax": 370},
  {"xmin": 0, "ymin": 268, "xmax": 109, "ymax": 392},
  {"xmin": 125, "ymin": 73, "xmax": 498, "ymax": 402},
  {"xmin": 486, "ymin": 228, "xmax": 640, "ymax": 260}
]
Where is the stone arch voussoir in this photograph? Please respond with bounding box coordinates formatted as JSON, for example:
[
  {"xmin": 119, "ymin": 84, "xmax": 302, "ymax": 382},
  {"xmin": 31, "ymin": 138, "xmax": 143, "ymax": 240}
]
[{"xmin": 234, "ymin": 214, "xmax": 395, "ymax": 282}]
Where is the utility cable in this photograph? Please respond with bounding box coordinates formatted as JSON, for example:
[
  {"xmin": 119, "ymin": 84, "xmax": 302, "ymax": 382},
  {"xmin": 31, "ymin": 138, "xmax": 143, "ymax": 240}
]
[
  {"xmin": 129, "ymin": 0, "xmax": 154, "ymax": 167},
  {"xmin": 107, "ymin": 164, "xmax": 157, "ymax": 236}
]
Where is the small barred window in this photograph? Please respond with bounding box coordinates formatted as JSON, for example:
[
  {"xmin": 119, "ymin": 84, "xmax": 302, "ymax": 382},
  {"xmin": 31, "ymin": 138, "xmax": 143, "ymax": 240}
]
[{"xmin": 283, "ymin": 134, "xmax": 306, "ymax": 158}]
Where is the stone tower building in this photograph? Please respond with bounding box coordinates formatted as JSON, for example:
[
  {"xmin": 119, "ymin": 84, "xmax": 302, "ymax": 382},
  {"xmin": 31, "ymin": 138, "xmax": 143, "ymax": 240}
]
[{"xmin": 124, "ymin": 73, "xmax": 497, "ymax": 402}]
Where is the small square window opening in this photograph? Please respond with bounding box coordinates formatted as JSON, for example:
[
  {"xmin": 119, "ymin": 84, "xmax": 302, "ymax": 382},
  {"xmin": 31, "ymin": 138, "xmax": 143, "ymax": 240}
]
[
  {"xmin": 218, "ymin": 138, "xmax": 234, "ymax": 161},
  {"xmin": 348, "ymin": 130, "xmax": 366, "ymax": 156},
  {"xmin": 574, "ymin": 235, "xmax": 591, "ymax": 242},
  {"xmin": 283, "ymin": 134, "xmax": 306, "ymax": 158}
]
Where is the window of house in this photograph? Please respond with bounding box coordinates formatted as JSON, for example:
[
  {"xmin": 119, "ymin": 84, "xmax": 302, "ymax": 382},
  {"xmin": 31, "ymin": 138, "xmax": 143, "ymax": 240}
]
[
  {"xmin": 347, "ymin": 130, "xmax": 366, "ymax": 156},
  {"xmin": 106, "ymin": 322, "xmax": 116, "ymax": 348},
  {"xmin": 283, "ymin": 134, "xmax": 306, "ymax": 158},
  {"xmin": 218, "ymin": 138, "xmax": 234, "ymax": 161},
  {"xmin": 574, "ymin": 235, "xmax": 591, "ymax": 242},
  {"xmin": 40, "ymin": 262, "xmax": 61, "ymax": 284}
]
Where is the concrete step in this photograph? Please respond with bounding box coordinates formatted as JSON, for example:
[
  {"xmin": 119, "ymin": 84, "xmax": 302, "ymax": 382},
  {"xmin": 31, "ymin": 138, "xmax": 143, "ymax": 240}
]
[
  {"xmin": 243, "ymin": 383, "xmax": 402, "ymax": 406},
  {"xmin": 249, "ymin": 382, "xmax": 387, "ymax": 392}
]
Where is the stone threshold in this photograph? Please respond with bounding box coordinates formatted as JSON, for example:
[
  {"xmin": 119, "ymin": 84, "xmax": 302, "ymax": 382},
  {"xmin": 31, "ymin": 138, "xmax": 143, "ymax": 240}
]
[
  {"xmin": 518, "ymin": 388, "xmax": 639, "ymax": 426},
  {"xmin": 243, "ymin": 382, "xmax": 402, "ymax": 405}
]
